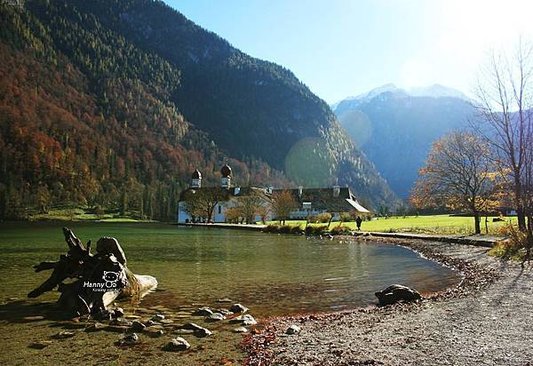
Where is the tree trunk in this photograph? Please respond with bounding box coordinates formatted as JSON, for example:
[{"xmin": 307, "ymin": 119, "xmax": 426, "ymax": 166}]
[
  {"xmin": 516, "ymin": 206, "xmax": 527, "ymax": 232},
  {"xmin": 473, "ymin": 212, "xmax": 481, "ymax": 235},
  {"xmin": 526, "ymin": 215, "xmax": 533, "ymax": 262},
  {"xmin": 514, "ymin": 179, "xmax": 526, "ymax": 231}
]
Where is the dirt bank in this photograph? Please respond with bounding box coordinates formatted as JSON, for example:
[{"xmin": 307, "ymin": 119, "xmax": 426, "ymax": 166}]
[{"xmin": 245, "ymin": 238, "xmax": 533, "ymax": 366}]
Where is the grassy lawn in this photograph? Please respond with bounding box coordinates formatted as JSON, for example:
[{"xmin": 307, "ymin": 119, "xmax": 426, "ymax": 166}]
[
  {"xmin": 268, "ymin": 215, "xmax": 516, "ymax": 236},
  {"xmin": 28, "ymin": 208, "xmax": 155, "ymax": 223}
]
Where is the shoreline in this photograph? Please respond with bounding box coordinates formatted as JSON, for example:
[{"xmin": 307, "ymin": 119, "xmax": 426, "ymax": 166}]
[
  {"xmin": 243, "ymin": 236, "xmax": 531, "ymax": 366},
  {"xmin": 179, "ymin": 222, "xmax": 503, "ymax": 247}
]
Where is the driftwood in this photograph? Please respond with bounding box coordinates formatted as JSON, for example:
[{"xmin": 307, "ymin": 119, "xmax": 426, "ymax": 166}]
[{"xmin": 28, "ymin": 227, "xmax": 157, "ymax": 316}]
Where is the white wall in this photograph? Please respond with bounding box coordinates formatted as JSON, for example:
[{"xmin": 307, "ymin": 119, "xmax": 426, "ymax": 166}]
[{"xmin": 177, "ymin": 201, "xmax": 191, "ymax": 223}]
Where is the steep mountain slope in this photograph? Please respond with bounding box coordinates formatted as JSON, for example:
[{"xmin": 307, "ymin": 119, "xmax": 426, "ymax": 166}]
[
  {"xmin": 333, "ymin": 85, "xmax": 476, "ymax": 199},
  {"xmin": 0, "ymin": 0, "xmax": 398, "ymax": 219}
]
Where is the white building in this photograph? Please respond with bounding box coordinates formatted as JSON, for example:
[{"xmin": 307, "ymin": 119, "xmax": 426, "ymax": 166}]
[
  {"xmin": 177, "ymin": 165, "xmax": 370, "ymax": 224},
  {"xmin": 177, "ymin": 165, "xmax": 272, "ymax": 224}
]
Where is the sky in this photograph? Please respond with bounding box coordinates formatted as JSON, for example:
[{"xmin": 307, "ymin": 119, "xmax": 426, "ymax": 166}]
[{"xmin": 165, "ymin": 0, "xmax": 533, "ymax": 104}]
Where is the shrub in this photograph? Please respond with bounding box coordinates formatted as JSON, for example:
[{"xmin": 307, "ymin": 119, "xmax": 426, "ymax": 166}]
[
  {"xmin": 316, "ymin": 213, "xmax": 332, "ymax": 223},
  {"xmin": 331, "ymin": 225, "xmax": 351, "ymax": 235},
  {"xmin": 263, "ymin": 224, "xmax": 304, "ymax": 235},
  {"xmin": 488, "ymin": 224, "xmax": 529, "ymax": 261},
  {"xmin": 488, "ymin": 239, "xmax": 524, "ymax": 260},
  {"xmin": 278, "ymin": 225, "xmax": 293, "ymax": 234},
  {"xmin": 339, "ymin": 212, "xmax": 352, "ymax": 222},
  {"xmin": 290, "ymin": 225, "xmax": 304, "ymax": 235},
  {"xmin": 263, "ymin": 224, "xmax": 280, "ymax": 233},
  {"xmin": 305, "ymin": 225, "xmax": 328, "ymax": 236}
]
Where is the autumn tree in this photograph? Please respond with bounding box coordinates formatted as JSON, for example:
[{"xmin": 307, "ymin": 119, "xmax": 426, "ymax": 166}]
[
  {"xmin": 410, "ymin": 132, "xmax": 496, "ymax": 234},
  {"xmin": 271, "ymin": 190, "xmax": 298, "ymax": 225},
  {"xmin": 234, "ymin": 190, "xmax": 267, "ymax": 224},
  {"xmin": 36, "ymin": 183, "xmax": 51, "ymax": 214},
  {"xmin": 224, "ymin": 206, "xmax": 241, "ymax": 224},
  {"xmin": 183, "ymin": 188, "xmax": 226, "ymax": 223},
  {"xmin": 473, "ymin": 41, "xmax": 533, "ymax": 259},
  {"xmin": 474, "ymin": 41, "xmax": 533, "ymax": 232}
]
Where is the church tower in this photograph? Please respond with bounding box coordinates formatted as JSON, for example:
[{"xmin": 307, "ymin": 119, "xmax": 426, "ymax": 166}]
[
  {"xmin": 220, "ymin": 164, "xmax": 232, "ymax": 188},
  {"xmin": 191, "ymin": 169, "xmax": 202, "ymax": 188}
]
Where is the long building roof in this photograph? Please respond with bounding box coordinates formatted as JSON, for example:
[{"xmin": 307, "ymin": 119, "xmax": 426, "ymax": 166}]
[{"xmin": 179, "ymin": 186, "xmax": 370, "ymax": 213}]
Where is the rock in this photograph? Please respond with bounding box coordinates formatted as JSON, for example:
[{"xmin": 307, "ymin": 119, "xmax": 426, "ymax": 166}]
[
  {"xmin": 23, "ymin": 316, "xmax": 45, "ymax": 322},
  {"xmin": 130, "ymin": 320, "xmax": 146, "ymax": 332},
  {"xmin": 193, "ymin": 307, "xmax": 213, "ymax": 316},
  {"xmin": 60, "ymin": 321, "xmax": 86, "ymax": 330},
  {"xmin": 110, "ymin": 318, "xmax": 132, "ymax": 327},
  {"xmin": 135, "ymin": 307, "xmax": 151, "ymax": 315},
  {"xmin": 160, "ymin": 319, "xmax": 174, "ymax": 325},
  {"xmin": 144, "ymin": 326, "xmax": 165, "ymax": 337},
  {"xmin": 216, "ymin": 298, "xmax": 232, "ymax": 303},
  {"xmin": 117, "ymin": 333, "xmax": 139, "ymax": 346},
  {"xmin": 145, "ymin": 320, "xmax": 157, "ymax": 327},
  {"xmin": 29, "ymin": 341, "xmax": 52, "ymax": 349},
  {"xmin": 375, "ymin": 284, "xmax": 422, "ymax": 306},
  {"xmin": 175, "ymin": 328, "xmax": 195, "ymax": 335},
  {"xmin": 206, "ymin": 312, "xmax": 225, "ymax": 322},
  {"xmin": 194, "ymin": 327, "xmax": 212, "ymax": 338},
  {"xmin": 163, "ymin": 337, "xmax": 191, "ymax": 352},
  {"xmin": 230, "ymin": 303, "xmax": 248, "ymax": 314},
  {"xmin": 215, "ymin": 308, "xmax": 233, "ymax": 316},
  {"xmin": 152, "ymin": 313, "xmax": 165, "ymax": 322},
  {"xmin": 114, "ymin": 307, "xmax": 125, "ymax": 318},
  {"xmin": 94, "ymin": 309, "xmax": 113, "ymax": 321},
  {"xmin": 181, "ymin": 322, "xmax": 204, "ymax": 331},
  {"xmin": 233, "ymin": 327, "xmax": 248, "ymax": 333},
  {"xmin": 54, "ymin": 330, "xmax": 76, "ymax": 339},
  {"xmin": 179, "ymin": 322, "xmax": 212, "ymax": 338},
  {"xmin": 285, "ymin": 324, "xmax": 301, "ymax": 335},
  {"xmin": 149, "ymin": 305, "xmax": 171, "ymax": 312},
  {"xmin": 85, "ymin": 322, "xmax": 107, "ymax": 332},
  {"xmin": 106, "ymin": 325, "xmax": 130, "ymax": 333},
  {"xmin": 230, "ymin": 314, "xmax": 257, "ymax": 326}
]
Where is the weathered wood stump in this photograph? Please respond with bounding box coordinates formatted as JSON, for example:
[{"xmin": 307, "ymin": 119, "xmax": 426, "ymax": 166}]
[{"xmin": 28, "ymin": 227, "xmax": 157, "ymax": 316}]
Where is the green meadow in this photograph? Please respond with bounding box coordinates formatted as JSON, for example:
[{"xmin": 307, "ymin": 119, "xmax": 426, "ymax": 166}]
[
  {"xmin": 25, "ymin": 210, "xmax": 515, "ymax": 236},
  {"xmin": 274, "ymin": 214, "xmax": 515, "ymax": 236}
]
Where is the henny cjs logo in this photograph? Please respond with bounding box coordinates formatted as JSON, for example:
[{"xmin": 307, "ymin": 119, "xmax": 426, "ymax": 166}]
[{"xmin": 82, "ymin": 271, "xmax": 125, "ymax": 292}]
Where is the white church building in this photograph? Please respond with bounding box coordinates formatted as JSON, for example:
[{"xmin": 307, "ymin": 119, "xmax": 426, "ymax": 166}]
[{"xmin": 177, "ymin": 165, "xmax": 370, "ymax": 224}]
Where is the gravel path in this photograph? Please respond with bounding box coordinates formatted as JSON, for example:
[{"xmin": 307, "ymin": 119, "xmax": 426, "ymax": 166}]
[{"xmin": 245, "ymin": 239, "xmax": 533, "ymax": 366}]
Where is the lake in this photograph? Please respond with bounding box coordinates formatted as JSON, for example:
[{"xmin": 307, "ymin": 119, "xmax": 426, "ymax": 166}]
[{"xmin": 0, "ymin": 222, "xmax": 460, "ymax": 317}]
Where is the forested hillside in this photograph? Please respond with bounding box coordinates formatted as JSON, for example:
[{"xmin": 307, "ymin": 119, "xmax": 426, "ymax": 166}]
[{"xmin": 0, "ymin": 0, "xmax": 398, "ymax": 220}]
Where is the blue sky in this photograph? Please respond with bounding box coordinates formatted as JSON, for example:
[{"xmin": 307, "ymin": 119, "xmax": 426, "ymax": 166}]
[{"xmin": 165, "ymin": 0, "xmax": 533, "ymax": 104}]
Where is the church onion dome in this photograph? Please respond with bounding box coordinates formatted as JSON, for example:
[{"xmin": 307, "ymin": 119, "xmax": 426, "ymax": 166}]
[
  {"xmin": 191, "ymin": 169, "xmax": 202, "ymax": 179},
  {"xmin": 220, "ymin": 164, "xmax": 232, "ymax": 177}
]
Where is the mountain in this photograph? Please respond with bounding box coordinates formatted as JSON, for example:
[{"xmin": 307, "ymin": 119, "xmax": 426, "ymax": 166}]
[
  {"xmin": 0, "ymin": 0, "xmax": 398, "ymax": 219},
  {"xmin": 407, "ymin": 84, "xmax": 469, "ymax": 99},
  {"xmin": 333, "ymin": 84, "xmax": 476, "ymax": 199}
]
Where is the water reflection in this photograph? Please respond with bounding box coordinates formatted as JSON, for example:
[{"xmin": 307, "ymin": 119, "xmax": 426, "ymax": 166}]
[{"xmin": 0, "ymin": 224, "xmax": 461, "ymax": 317}]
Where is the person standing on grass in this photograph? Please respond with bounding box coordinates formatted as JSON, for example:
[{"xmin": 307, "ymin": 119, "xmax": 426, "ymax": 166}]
[{"xmin": 356, "ymin": 216, "xmax": 363, "ymax": 231}]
